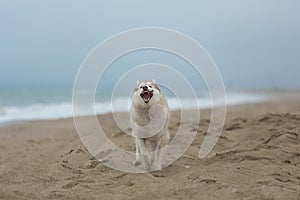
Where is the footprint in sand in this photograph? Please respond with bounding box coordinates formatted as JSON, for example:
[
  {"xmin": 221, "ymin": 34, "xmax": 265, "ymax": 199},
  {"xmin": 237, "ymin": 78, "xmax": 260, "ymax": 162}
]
[{"xmin": 61, "ymin": 181, "xmax": 79, "ymax": 189}]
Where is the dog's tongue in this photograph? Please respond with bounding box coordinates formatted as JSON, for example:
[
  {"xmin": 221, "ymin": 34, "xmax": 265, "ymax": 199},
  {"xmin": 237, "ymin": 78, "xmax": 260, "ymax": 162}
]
[{"xmin": 143, "ymin": 93, "xmax": 150, "ymax": 103}]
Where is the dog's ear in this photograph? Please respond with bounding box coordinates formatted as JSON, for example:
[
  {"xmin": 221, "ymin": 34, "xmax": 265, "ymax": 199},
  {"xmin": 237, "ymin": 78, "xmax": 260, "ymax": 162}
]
[
  {"xmin": 134, "ymin": 80, "xmax": 140, "ymax": 94},
  {"xmin": 152, "ymin": 82, "xmax": 161, "ymax": 92},
  {"xmin": 152, "ymin": 80, "xmax": 156, "ymax": 83},
  {"xmin": 133, "ymin": 87, "xmax": 138, "ymax": 93}
]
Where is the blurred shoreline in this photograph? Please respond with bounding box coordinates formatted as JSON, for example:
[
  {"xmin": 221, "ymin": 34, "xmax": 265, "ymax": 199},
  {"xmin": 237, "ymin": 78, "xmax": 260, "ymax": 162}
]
[{"xmin": 1, "ymin": 88, "xmax": 297, "ymax": 126}]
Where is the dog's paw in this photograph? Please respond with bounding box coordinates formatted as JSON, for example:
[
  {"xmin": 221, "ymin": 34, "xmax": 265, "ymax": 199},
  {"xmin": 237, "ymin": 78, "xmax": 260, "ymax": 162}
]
[
  {"xmin": 151, "ymin": 164, "xmax": 162, "ymax": 171},
  {"xmin": 132, "ymin": 160, "xmax": 141, "ymax": 166}
]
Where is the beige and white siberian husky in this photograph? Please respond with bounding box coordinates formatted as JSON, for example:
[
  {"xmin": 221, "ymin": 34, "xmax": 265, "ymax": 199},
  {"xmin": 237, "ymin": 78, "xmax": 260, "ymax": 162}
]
[{"xmin": 129, "ymin": 80, "xmax": 170, "ymax": 171}]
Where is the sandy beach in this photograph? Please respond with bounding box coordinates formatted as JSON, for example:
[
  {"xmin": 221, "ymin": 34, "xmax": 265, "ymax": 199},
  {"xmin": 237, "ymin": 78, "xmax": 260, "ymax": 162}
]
[{"xmin": 0, "ymin": 90, "xmax": 300, "ymax": 200}]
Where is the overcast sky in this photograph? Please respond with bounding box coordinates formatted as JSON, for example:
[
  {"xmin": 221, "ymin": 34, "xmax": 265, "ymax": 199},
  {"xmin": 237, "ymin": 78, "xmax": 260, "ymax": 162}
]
[{"xmin": 0, "ymin": 0, "xmax": 299, "ymax": 89}]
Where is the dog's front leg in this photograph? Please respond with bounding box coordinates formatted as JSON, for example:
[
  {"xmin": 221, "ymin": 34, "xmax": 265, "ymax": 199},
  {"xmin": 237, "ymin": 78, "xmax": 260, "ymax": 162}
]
[
  {"xmin": 136, "ymin": 138, "xmax": 151, "ymax": 170},
  {"xmin": 133, "ymin": 137, "xmax": 142, "ymax": 166},
  {"xmin": 150, "ymin": 140, "xmax": 162, "ymax": 171}
]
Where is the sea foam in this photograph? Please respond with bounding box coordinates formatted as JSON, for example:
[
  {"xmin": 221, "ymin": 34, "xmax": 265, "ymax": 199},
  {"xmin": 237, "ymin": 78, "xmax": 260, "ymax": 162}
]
[{"xmin": 0, "ymin": 92, "xmax": 267, "ymax": 125}]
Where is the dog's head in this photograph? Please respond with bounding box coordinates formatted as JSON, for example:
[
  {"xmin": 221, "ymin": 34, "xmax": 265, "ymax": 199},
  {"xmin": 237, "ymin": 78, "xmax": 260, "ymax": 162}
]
[{"xmin": 132, "ymin": 80, "xmax": 162, "ymax": 107}]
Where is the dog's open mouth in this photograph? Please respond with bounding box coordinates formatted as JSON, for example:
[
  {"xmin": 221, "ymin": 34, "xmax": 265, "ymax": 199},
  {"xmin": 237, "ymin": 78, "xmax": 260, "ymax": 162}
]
[{"xmin": 140, "ymin": 90, "xmax": 153, "ymax": 103}]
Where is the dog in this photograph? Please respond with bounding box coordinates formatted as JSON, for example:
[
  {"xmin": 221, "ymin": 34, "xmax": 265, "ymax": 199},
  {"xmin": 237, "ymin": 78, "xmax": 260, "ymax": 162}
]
[{"xmin": 129, "ymin": 80, "xmax": 170, "ymax": 171}]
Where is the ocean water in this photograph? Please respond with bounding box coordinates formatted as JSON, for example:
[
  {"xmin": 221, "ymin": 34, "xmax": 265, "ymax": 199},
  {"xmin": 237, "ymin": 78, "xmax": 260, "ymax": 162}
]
[{"xmin": 0, "ymin": 87, "xmax": 268, "ymax": 125}]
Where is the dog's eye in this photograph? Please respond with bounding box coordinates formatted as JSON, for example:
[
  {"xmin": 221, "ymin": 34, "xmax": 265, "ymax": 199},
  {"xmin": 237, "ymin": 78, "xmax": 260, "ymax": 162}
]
[
  {"xmin": 149, "ymin": 85, "xmax": 152, "ymax": 88},
  {"xmin": 140, "ymin": 86, "xmax": 143, "ymax": 88}
]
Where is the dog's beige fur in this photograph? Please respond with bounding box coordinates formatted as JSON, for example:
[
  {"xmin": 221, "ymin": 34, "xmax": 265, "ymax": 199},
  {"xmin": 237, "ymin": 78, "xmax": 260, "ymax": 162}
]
[{"xmin": 129, "ymin": 80, "xmax": 170, "ymax": 171}]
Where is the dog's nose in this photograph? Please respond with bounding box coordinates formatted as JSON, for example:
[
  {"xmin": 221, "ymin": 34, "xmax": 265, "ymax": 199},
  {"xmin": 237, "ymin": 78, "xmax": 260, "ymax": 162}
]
[{"xmin": 142, "ymin": 86, "xmax": 148, "ymax": 91}]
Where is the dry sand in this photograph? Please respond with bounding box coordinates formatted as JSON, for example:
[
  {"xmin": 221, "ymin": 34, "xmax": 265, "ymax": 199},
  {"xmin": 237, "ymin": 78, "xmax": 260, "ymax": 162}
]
[{"xmin": 0, "ymin": 91, "xmax": 300, "ymax": 199}]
